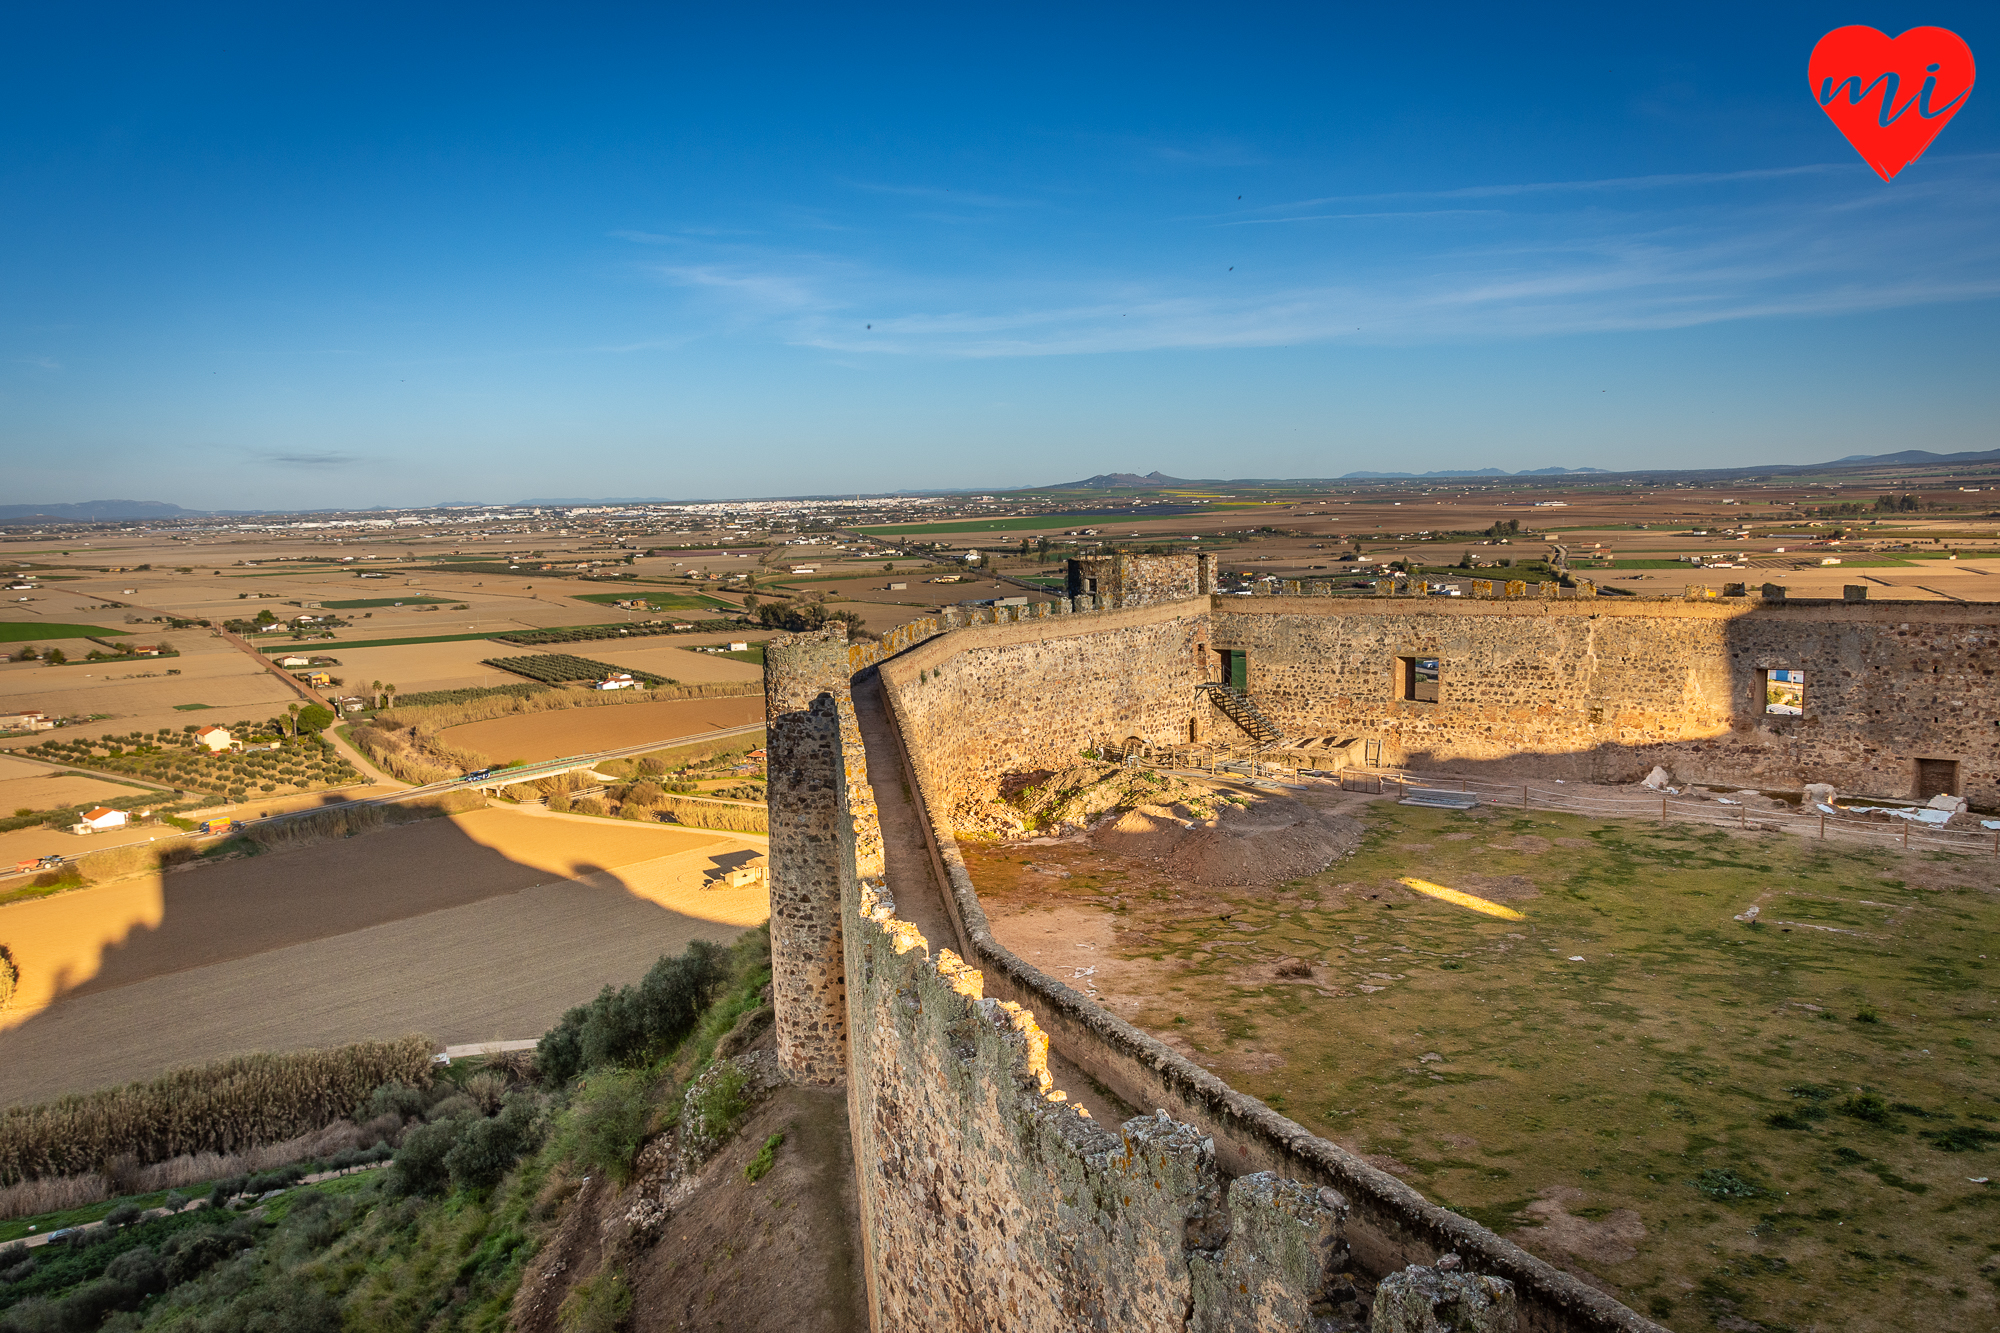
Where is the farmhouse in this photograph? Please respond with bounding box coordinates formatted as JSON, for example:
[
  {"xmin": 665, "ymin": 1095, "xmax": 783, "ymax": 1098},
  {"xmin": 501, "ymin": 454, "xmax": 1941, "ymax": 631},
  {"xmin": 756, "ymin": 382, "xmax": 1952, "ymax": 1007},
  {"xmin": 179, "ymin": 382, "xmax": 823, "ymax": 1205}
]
[
  {"xmin": 0, "ymin": 711, "xmax": 54, "ymax": 732},
  {"xmin": 77, "ymin": 806, "xmax": 128, "ymax": 831},
  {"xmin": 594, "ymin": 673, "xmax": 639, "ymax": 691},
  {"xmin": 194, "ymin": 725, "xmax": 234, "ymax": 751}
]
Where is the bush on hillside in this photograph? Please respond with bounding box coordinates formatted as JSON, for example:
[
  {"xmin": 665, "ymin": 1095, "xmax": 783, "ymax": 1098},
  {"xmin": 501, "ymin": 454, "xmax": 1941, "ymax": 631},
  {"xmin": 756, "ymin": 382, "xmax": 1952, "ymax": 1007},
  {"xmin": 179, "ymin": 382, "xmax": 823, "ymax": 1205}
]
[
  {"xmin": 537, "ymin": 941, "xmax": 728, "ymax": 1087},
  {"xmin": 390, "ymin": 1095, "xmax": 541, "ymax": 1198}
]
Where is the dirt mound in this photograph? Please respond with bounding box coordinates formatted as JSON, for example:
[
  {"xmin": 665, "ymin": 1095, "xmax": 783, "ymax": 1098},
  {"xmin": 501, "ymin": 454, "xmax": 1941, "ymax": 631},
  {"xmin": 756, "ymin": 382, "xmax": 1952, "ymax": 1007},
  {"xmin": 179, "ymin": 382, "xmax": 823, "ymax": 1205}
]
[
  {"xmin": 1082, "ymin": 791, "xmax": 1360, "ymax": 888},
  {"xmin": 970, "ymin": 762, "xmax": 1221, "ymax": 837}
]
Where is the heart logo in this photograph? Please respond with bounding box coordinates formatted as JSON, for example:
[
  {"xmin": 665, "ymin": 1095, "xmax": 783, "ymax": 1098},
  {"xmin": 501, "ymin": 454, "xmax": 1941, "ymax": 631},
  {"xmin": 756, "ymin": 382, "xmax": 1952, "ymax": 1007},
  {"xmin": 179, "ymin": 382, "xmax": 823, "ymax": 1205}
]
[{"xmin": 1810, "ymin": 26, "xmax": 1975, "ymax": 180}]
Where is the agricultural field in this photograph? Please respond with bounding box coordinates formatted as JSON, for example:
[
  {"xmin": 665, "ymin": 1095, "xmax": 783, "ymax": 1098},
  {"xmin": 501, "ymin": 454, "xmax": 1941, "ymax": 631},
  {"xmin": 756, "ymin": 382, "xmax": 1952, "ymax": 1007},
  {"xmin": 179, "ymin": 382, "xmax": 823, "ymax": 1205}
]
[
  {"xmin": 484, "ymin": 654, "xmax": 666, "ymax": 686},
  {"xmin": 0, "ymin": 633, "xmax": 295, "ymax": 744},
  {"xmin": 965, "ymin": 798, "xmax": 2000, "ymax": 1333},
  {"xmin": 438, "ymin": 695, "xmax": 765, "ymax": 764},
  {"xmin": 0, "ymin": 773, "xmax": 144, "ymax": 817},
  {"xmin": 569, "ymin": 590, "xmax": 733, "ymax": 610},
  {"xmin": 579, "ymin": 642, "xmax": 764, "ymax": 686},
  {"xmin": 316, "ymin": 596, "xmax": 454, "ymax": 610},
  {"xmin": 0, "ymin": 805, "xmax": 769, "ymax": 1104},
  {"xmin": 316, "ymin": 639, "xmax": 520, "ymax": 694},
  {"xmin": 11, "ymin": 728, "xmax": 360, "ymax": 802},
  {"xmin": 0, "ymin": 624, "xmax": 125, "ymax": 643}
]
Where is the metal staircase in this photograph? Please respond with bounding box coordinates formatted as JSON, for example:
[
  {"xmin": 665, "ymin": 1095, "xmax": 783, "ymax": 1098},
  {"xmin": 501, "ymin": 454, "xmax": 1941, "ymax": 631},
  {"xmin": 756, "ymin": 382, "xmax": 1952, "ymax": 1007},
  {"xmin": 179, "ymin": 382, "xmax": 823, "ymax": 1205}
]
[{"xmin": 1200, "ymin": 684, "xmax": 1285, "ymax": 748}]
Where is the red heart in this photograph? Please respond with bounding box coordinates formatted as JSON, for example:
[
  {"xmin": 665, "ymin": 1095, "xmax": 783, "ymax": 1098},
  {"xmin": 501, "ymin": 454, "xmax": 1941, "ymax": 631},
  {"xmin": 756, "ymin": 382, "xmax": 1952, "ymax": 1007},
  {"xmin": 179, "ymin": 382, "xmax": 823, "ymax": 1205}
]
[{"xmin": 1809, "ymin": 26, "xmax": 1975, "ymax": 180}]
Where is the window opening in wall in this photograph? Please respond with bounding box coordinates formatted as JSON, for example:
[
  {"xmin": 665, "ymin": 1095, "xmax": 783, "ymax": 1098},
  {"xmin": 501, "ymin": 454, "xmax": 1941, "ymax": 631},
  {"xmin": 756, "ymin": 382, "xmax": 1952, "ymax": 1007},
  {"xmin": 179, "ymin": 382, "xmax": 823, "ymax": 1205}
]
[
  {"xmin": 1397, "ymin": 656, "xmax": 1440, "ymax": 704},
  {"xmin": 1764, "ymin": 669, "xmax": 1803, "ymax": 716},
  {"xmin": 1915, "ymin": 758, "xmax": 1959, "ymax": 800}
]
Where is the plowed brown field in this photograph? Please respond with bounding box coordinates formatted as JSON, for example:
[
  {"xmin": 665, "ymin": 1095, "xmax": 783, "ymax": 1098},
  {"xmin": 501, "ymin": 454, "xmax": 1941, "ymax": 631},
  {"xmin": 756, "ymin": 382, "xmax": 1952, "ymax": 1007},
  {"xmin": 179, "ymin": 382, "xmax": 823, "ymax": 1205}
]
[
  {"xmin": 0, "ymin": 806, "xmax": 767, "ymax": 1103},
  {"xmin": 440, "ymin": 695, "xmax": 764, "ymax": 763}
]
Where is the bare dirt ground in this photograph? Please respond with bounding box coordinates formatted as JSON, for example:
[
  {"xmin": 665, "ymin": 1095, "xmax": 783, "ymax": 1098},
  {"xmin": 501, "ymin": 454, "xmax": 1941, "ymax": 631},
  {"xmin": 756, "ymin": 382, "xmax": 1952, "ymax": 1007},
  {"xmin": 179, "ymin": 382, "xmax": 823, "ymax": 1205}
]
[
  {"xmin": 965, "ymin": 793, "xmax": 2000, "ymax": 1333},
  {"xmin": 0, "ymin": 772, "xmax": 145, "ymax": 812},
  {"xmin": 319, "ymin": 639, "xmax": 521, "ymax": 692},
  {"xmin": 0, "ymin": 806, "xmax": 768, "ymax": 1103},
  {"xmin": 582, "ymin": 642, "xmax": 765, "ymax": 684},
  {"xmin": 440, "ymin": 695, "xmax": 764, "ymax": 763}
]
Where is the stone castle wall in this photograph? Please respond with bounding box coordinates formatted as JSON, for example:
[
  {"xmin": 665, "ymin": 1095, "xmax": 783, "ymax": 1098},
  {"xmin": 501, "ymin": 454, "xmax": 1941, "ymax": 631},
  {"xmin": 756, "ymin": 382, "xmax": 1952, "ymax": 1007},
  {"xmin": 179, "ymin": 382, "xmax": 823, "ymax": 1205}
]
[
  {"xmin": 844, "ymin": 875, "xmax": 1355, "ymax": 1332},
  {"xmin": 1212, "ymin": 596, "xmax": 2000, "ymax": 805},
  {"xmin": 885, "ymin": 600, "xmax": 1211, "ymax": 823},
  {"xmin": 763, "ymin": 576, "xmax": 1997, "ymax": 1333}
]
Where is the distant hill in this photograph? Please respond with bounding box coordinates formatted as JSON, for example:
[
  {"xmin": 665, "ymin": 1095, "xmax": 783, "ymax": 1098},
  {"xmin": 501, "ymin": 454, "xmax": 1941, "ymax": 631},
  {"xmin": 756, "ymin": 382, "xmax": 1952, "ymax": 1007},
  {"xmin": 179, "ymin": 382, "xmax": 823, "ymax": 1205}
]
[
  {"xmin": 1341, "ymin": 467, "xmax": 1609, "ymax": 479},
  {"xmin": 1825, "ymin": 448, "xmax": 2000, "ymax": 467},
  {"xmin": 1054, "ymin": 472, "xmax": 1194, "ymax": 489},
  {"xmin": 0, "ymin": 500, "xmax": 208, "ymax": 522}
]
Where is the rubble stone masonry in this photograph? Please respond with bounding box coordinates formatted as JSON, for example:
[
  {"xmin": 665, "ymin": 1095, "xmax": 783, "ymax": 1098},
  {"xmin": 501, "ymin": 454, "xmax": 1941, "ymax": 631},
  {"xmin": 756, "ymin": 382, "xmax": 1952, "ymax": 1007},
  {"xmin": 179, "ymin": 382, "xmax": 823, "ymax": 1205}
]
[
  {"xmin": 761, "ymin": 572, "xmax": 1994, "ymax": 1332},
  {"xmin": 1211, "ymin": 595, "xmax": 1999, "ymax": 806}
]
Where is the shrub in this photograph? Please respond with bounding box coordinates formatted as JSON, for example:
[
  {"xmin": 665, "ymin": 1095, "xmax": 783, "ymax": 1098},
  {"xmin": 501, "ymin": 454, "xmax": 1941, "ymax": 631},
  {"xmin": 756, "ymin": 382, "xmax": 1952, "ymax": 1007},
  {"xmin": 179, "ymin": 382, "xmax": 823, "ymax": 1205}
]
[
  {"xmin": 537, "ymin": 941, "xmax": 728, "ymax": 1086},
  {"xmin": 744, "ymin": 1132, "xmax": 784, "ymax": 1183},
  {"xmin": 388, "ymin": 1119, "xmax": 461, "ymax": 1197},
  {"xmin": 1691, "ymin": 1167, "xmax": 1764, "ymax": 1200},
  {"xmin": 0, "ymin": 947, "xmax": 15, "ymax": 1010},
  {"xmin": 690, "ymin": 1065, "xmax": 749, "ymax": 1144},
  {"xmin": 572, "ymin": 1073, "xmax": 650, "ymax": 1186},
  {"xmin": 557, "ymin": 1265, "xmax": 633, "ymax": 1333},
  {"xmin": 444, "ymin": 1097, "xmax": 540, "ymax": 1193}
]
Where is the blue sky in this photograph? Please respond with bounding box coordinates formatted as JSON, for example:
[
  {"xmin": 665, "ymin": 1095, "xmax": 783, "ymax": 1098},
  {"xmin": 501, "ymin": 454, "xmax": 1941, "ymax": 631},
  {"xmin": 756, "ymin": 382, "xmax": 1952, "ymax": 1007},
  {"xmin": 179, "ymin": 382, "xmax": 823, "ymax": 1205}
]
[{"xmin": 2, "ymin": 3, "xmax": 1995, "ymax": 508}]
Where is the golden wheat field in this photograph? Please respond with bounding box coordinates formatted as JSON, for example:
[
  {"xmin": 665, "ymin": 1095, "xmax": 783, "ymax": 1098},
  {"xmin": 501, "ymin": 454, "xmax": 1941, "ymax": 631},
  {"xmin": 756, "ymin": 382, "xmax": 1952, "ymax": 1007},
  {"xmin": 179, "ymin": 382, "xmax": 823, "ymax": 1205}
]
[{"xmin": 0, "ymin": 805, "xmax": 768, "ymax": 1104}]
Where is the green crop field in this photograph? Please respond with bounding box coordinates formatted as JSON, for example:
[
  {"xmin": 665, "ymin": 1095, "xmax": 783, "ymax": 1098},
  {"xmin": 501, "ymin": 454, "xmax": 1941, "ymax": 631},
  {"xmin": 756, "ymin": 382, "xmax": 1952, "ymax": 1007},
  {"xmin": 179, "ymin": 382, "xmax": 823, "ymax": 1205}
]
[
  {"xmin": 0, "ymin": 622, "xmax": 127, "ymax": 642},
  {"xmin": 569, "ymin": 591, "xmax": 731, "ymax": 610},
  {"xmin": 966, "ymin": 801, "xmax": 2000, "ymax": 1332},
  {"xmin": 317, "ymin": 596, "xmax": 453, "ymax": 609},
  {"xmin": 484, "ymin": 654, "xmax": 666, "ymax": 686}
]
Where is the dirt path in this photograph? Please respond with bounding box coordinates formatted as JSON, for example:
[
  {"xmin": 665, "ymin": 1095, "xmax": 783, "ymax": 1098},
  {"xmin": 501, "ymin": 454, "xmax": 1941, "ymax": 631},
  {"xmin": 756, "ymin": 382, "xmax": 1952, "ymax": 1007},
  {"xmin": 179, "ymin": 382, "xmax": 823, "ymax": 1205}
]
[{"xmin": 849, "ymin": 672, "xmax": 1127, "ymax": 1124}]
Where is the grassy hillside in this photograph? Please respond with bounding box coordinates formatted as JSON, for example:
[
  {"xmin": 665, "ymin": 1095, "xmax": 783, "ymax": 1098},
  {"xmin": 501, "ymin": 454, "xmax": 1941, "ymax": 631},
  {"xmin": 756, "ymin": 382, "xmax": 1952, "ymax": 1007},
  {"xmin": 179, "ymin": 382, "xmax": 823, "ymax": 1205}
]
[{"xmin": 0, "ymin": 926, "xmax": 857, "ymax": 1333}]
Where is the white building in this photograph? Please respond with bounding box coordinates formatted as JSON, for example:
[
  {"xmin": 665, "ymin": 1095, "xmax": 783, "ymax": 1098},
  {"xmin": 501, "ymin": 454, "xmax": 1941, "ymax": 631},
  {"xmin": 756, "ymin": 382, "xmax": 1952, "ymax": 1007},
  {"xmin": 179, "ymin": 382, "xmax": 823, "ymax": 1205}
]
[
  {"xmin": 595, "ymin": 673, "xmax": 639, "ymax": 691},
  {"xmin": 79, "ymin": 806, "xmax": 129, "ymax": 831},
  {"xmin": 194, "ymin": 725, "xmax": 234, "ymax": 751}
]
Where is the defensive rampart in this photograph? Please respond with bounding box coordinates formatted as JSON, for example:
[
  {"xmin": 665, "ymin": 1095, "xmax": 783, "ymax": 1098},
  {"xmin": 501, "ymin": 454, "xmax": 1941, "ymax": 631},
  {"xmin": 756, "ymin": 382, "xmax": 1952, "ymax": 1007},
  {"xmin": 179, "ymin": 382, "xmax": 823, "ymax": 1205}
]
[
  {"xmin": 765, "ymin": 576, "xmax": 1996, "ymax": 1332},
  {"xmin": 1212, "ymin": 595, "xmax": 1999, "ymax": 806}
]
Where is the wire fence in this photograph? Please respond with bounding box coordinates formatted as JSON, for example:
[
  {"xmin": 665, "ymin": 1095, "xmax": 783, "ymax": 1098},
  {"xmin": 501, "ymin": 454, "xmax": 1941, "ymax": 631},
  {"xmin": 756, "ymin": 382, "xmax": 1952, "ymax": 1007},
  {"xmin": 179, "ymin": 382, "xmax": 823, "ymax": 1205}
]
[{"xmin": 1336, "ymin": 768, "xmax": 2000, "ymax": 858}]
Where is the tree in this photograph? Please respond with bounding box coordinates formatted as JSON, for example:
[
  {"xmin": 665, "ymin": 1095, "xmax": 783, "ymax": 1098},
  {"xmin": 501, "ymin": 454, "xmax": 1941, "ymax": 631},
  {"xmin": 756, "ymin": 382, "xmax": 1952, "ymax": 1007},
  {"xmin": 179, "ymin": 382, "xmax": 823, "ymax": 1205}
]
[
  {"xmin": 286, "ymin": 703, "xmax": 301, "ymax": 737},
  {"xmin": 46, "ymin": 648, "xmax": 65, "ymax": 664},
  {"xmin": 296, "ymin": 705, "xmax": 335, "ymax": 734}
]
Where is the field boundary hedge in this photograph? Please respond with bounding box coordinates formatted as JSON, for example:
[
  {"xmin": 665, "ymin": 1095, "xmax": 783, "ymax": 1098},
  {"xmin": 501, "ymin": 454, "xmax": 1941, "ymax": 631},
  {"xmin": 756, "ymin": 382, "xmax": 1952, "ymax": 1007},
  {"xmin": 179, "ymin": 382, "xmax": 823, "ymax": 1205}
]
[{"xmin": 0, "ymin": 1037, "xmax": 434, "ymax": 1184}]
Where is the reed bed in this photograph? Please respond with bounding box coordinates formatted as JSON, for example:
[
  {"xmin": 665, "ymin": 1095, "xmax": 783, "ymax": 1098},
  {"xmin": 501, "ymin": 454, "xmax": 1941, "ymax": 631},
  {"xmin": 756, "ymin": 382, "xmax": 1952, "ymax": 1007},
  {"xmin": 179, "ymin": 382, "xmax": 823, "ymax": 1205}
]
[
  {"xmin": 0, "ymin": 1036, "xmax": 433, "ymax": 1185},
  {"xmin": 656, "ymin": 796, "xmax": 767, "ymax": 835},
  {"xmin": 0, "ymin": 1118, "xmax": 387, "ymax": 1220},
  {"xmin": 241, "ymin": 790, "xmax": 483, "ymax": 853}
]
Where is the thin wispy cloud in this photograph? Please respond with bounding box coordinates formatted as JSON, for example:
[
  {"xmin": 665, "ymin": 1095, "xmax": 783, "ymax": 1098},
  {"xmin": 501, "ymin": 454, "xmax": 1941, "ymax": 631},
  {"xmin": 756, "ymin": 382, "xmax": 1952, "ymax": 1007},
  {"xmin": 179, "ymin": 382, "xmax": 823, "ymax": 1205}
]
[
  {"xmin": 623, "ymin": 156, "xmax": 2000, "ymax": 360},
  {"xmin": 261, "ymin": 451, "xmax": 365, "ymax": 467}
]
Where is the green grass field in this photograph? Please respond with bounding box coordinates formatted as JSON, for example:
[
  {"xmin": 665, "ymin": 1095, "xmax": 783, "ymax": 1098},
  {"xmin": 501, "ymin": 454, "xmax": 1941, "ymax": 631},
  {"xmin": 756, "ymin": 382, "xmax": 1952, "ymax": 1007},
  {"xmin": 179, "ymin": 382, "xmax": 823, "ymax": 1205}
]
[
  {"xmin": 968, "ymin": 801, "xmax": 2000, "ymax": 1332},
  {"xmin": 317, "ymin": 597, "xmax": 453, "ymax": 609},
  {"xmin": 569, "ymin": 591, "xmax": 731, "ymax": 610},
  {"xmin": 0, "ymin": 622, "xmax": 126, "ymax": 642}
]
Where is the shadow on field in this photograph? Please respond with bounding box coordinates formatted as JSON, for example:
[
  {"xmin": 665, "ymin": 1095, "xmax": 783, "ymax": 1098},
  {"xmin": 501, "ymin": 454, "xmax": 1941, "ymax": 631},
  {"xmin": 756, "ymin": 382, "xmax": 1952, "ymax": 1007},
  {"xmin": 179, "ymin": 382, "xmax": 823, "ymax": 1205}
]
[{"xmin": 0, "ymin": 801, "xmax": 770, "ymax": 1106}]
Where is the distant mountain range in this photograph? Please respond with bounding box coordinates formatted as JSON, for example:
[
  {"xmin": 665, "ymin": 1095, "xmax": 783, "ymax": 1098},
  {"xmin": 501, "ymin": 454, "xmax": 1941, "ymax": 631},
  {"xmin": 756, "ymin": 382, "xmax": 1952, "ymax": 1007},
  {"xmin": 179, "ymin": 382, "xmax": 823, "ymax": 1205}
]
[
  {"xmin": 1340, "ymin": 466, "xmax": 1610, "ymax": 479},
  {"xmin": 0, "ymin": 500, "xmax": 210, "ymax": 522},
  {"xmin": 6, "ymin": 445, "xmax": 1996, "ymax": 525}
]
